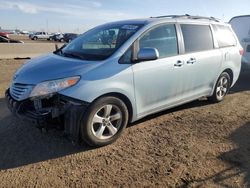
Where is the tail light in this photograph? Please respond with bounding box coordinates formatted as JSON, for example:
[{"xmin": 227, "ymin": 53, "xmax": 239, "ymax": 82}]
[{"xmin": 239, "ymin": 48, "xmax": 244, "ymax": 56}]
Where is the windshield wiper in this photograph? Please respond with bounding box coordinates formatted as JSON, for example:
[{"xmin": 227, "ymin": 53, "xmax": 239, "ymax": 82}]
[
  {"xmin": 53, "ymin": 48, "xmax": 63, "ymax": 55},
  {"xmin": 63, "ymin": 52, "xmax": 86, "ymax": 60}
]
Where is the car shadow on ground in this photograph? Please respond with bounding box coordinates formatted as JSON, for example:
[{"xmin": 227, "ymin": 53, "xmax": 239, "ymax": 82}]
[
  {"xmin": 0, "ymin": 99, "xmax": 92, "ymax": 170},
  {"xmin": 0, "ymin": 96, "xmax": 210, "ymax": 170},
  {"xmin": 230, "ymin": 70, "xmax": 250, "ymax": 93},
  {"xmin": 180, "ymin": 122, "xmax": 250, "ymax": 187},
  {"xmin": 0, "ymin": 70, "xmax": 249, "ymax": 170},
  {"xmin": 218, "ymin": 122, "xmax": 250, "ymax": 187}
]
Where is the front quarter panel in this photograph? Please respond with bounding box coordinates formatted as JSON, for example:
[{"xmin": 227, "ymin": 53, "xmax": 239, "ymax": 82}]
[{"xmin": 59, "ymin": 59, "xmax": 137, "ymax": 121}]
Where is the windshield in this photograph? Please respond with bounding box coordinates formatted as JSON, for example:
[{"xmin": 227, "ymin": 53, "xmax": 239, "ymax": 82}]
[{"xmin": 57, "ymin": 23, "xmax": 143, "ymax": 61}]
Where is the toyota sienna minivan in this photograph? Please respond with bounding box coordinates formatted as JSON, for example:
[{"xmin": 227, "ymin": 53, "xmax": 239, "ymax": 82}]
[{"xmin": 6, "ymin": 15, "xmax": 242, "ymax": 146}]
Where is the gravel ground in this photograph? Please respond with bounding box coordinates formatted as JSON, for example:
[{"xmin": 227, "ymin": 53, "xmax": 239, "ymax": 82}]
[{"xmin": 0, "ymin": 59, "xmax": 249, "ymax": 187}]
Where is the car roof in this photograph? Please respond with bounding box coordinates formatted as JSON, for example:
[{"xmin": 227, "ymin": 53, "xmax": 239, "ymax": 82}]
[
  {"xmin": 229, "ymin": 15, "xmax": 250, "ymax": 22},
  {"xmin": 105, "ymin": 15, "xmax": 228, "ymax": 27}
]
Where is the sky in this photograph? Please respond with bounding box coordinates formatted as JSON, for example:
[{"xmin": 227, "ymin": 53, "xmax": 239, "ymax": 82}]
[{"xmin": 0, "ymin": 0, "xmax": 249, "ymax": 33}]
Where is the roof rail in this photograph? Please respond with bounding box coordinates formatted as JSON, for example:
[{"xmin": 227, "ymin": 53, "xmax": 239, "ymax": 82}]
[
  {"xmin": 151, "ymin": 14, "xmax": 221, "ymax": 22},
  {"xmin": 150, "ymin": 14, "xmax": 190, "ymax": 19}
]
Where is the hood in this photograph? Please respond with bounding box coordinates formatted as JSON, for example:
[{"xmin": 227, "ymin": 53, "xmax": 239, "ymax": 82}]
[{"xmin": 13, "ymin": 53, "xmax": 101, "ymax": 85}]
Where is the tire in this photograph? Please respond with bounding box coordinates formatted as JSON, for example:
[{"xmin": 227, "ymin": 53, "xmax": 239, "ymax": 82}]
[
  {"xmin": 60, "ymin": 38, "xmax": 64, "ymax": 42},
  {"xmin": 208, "ymin": 72, "xmax": 231, "ymax": 103},
  {"xmin": 33, "ymin": 36, "xmax": 38, "ymax": 40},
  {"xmin": 80, "ymin": 96, "xmax": 129, "ymax": 147}
]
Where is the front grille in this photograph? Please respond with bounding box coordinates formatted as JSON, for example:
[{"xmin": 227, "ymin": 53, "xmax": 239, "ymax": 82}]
[{"xmin": 10, "ymin": 83, "xmax": 33, "ymax": 101}]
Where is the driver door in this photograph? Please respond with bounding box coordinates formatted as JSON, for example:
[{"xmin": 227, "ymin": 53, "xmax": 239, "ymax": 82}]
[{"xmin": 132, "ymin": 24, "xmax": 187, "ymax": 118}]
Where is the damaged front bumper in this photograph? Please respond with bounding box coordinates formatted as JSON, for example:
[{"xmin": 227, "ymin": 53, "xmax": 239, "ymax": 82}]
[{"xmin": 5, "ymin": 89, "xmax": 89, "ymax": 142}]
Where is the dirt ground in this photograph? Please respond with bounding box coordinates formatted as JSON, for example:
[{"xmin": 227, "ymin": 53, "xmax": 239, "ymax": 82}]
[{"xmin": 0, "ymin": 59, "xmax": 249, "ymax": 187}]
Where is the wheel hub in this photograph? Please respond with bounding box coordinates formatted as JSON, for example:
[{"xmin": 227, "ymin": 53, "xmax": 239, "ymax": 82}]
[
  {"xmin": 91, "ymin": 104, "xmax": 122, "ymax": 140},
  {"xmin": 103, "ymin": 118, "xmax": 110, "ymax": 126}
]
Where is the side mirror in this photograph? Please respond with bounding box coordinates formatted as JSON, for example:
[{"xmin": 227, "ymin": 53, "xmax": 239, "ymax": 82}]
[{"xmin": 137, "ymin": 48, "xmax": 159, "ymax": 62}]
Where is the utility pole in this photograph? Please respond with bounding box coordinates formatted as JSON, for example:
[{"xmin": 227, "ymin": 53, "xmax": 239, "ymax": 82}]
[{"xmin": 46, "ymin": 19, "xmax": 48, "ymax": 33}]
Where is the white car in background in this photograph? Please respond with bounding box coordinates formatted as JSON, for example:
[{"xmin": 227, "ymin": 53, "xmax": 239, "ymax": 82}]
[
  {"xmin": 230, "ymin": 15, "xmax": 250, "ymax": 69},
  {"xmin": 29, "ymin": 32, "xmax": 52, "ymax": 40}
]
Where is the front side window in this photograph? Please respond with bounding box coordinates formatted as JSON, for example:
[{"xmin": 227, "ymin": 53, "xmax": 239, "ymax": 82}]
[
  {"xmin": 60, "ymin": 24, "xmax": 143, "ymax": 61},
  {"xmin": 139, "ymin": 24, "xmax": 178, "ymax": 58},
  {"xmin": 181, "ymin": 24, "xmax": 214, "ymax": 53},
  {"xmin": 212, "ymin": 24, "xmax": 237, "ymax": 48}
]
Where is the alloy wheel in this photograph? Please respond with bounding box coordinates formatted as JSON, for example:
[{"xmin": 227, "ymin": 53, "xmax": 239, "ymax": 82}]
[
  {"xmin": 91, "ymin": 104, "xmax": 122, "ymax": 140},
  {"xmin": 216, "ymin": 76, "xmax": 229, "ymax": 100}
]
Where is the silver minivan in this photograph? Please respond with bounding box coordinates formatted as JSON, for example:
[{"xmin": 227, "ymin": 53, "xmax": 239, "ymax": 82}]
[{"xmin": 6, "ymin": 15, "xmax": 242, "ymax": 146}]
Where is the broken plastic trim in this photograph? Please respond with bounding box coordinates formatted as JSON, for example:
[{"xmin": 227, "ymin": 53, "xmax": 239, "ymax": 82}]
[{"xmin": 5, "ymin": 89, "xmax": 89, "ymax": 143}]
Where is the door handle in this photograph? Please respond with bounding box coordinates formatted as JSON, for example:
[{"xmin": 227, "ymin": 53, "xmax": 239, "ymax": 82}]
[
  {"xmin": 187, "ymin": 58, "xmax": 196, "ymax": 64},
  {"xmin": 174, "ymin": 60, "xmax": 184, "ymax": 67}
]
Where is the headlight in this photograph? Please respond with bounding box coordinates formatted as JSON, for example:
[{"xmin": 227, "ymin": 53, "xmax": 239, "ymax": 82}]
[{"xmin": 30, "ymin": 76, "xmax": 80, "ymax": 98}]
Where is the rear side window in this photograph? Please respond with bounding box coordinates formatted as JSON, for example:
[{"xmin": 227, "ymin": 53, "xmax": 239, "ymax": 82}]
[
  {"xmin": 181, "ymin": 24, "xmax": 214, "ymax": 53},
  {"xmin": 139, "ymin": 24, "xmax": 178, "ymax": 58},
  {"xmin": 247, "ymin": 45, "xmax": 250, "ymax": 52},
  {"xmin": 212, "ymin": 25, "xmax": 237, "ymax": 47}
]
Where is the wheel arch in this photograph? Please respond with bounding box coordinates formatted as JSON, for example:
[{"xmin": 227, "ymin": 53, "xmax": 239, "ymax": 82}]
[
  {"xmin": 210, "ymin": 68, "xmax": 234, "ymax": 97},
  {"xmin": 223, "ymin": 68, "xmax": 234, "ymax": 87},
  {"xmin": 92, "ymin": 92, "xmax": 134, "ymax": 123}
]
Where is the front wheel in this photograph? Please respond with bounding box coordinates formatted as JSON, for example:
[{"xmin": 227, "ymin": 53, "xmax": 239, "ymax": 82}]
[
  {"xmin": 80, "ymin": 97, "xmax": 129, "ymax": 147},
  {"xmin": 209, "ymin": 72, "xmax": 231, "ymax": 103}
]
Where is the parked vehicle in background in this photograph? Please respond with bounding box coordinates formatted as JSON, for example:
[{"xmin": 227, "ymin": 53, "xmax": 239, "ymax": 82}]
[
  {"xmin": 49, "ymin": 33, "xmax": 65, "ymax": 42},
  {"xmin": 20, "ymin": 30, "xmax": 29, "ymax": 35},
  {"xmin": 63, "ymin": 33, "xmax": 78, "ymax": 43},
  {"xmin": 6, "ymin": 15, "xmax": 242, "ymax": 147},
  {"xmin": 29, "ymin": 32, "xmax": 52, "ymax": 40},
  {"xmin": 55, "ymin": 33, "xmax": 64, "ymax": 42},
  {"xmin": 0, "ymin": 32, "xmax": 9, "ymax": 39},
  {"xmin": 49, "ymin": 33, "xmax": 60, "ymax": 41},
  {"xmin": 230, "ymin": 15, "xmax": 250, "ymax": 69},
  {"xmin": 0, "ymin": 36, "xmax": 23, "ymax": 43}
]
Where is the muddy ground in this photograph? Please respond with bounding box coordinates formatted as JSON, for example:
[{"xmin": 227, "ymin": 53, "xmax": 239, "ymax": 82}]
[{"xmin": 0, "ymin": 59, "xmax": 249, "ymax": 187}]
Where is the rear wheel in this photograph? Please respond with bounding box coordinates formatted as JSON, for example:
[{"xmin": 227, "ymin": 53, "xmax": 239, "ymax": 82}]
[
  {"xmin": 209, "ymin": 72, "xmax": 231, "ymax": 103},
  {"xmin": 80, "ymin": 97, "xmax": 128, "ymax": 147},
  {"xmin": 33, "ymin": 36, "xmax": 38, "ymax": 40}
]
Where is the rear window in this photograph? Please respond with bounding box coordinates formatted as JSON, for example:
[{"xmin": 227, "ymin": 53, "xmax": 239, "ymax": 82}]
[
  {"xmin": 212, "ymin": 25, "xmax": 237, "ymax": 48},
  {"xmin": 247, "ymin": 45, "xmax": 250, "ymax": 52},
  {"xmin": 181, "ymin": 24, "xmax": 214, "ymax": 53}
]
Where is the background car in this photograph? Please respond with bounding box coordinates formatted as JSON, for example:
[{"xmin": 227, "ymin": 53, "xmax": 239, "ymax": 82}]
[
  {"xmin": 0, "ymin": 36, "xmax": 23, "ymax": 43},
  {"xmin": 55, "ymin": 34, "xmax": 64, "ymax": 42},
  {"xmin": 230, "ymin": 15, "xmax": 250, "ymax": 70},
  {"xmin": 0, "ymin": 32, "xmax": 9, "ymax": 39},
  {"xmin": 48, "ymin": 33, "xmax": 59, "ymax": 40},
  {"xmin": 29, "ymin": 32, "xmax": 52, "ymax": 40},
  {"xmin": 63, "ymin": 33, "xmax": 78, "ymax": 43}
]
